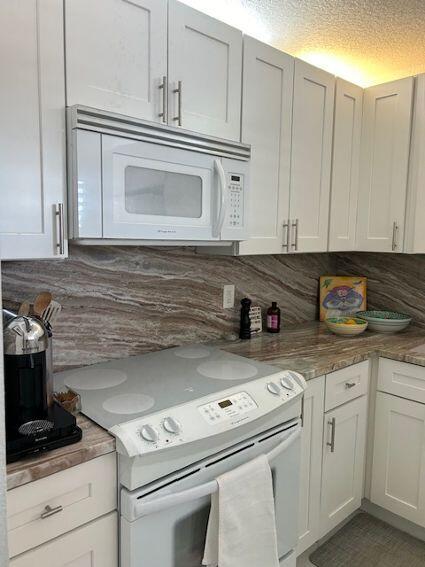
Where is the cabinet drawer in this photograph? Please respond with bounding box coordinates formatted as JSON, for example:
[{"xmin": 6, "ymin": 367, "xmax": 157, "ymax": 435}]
[
  {"xmin": 325, "ymin": 361, "xmax": 369, "ymax": 412},
  {"xmin": 7, "ymin": 452, "xmax": 117, "ymax": 558},
  {"xmin": 378, "ymin": 358, "xmax": 425, "ymax": 403},
  {"xmin": 10, "ymin": 511, "xmax": 118, "ymax": 567}
]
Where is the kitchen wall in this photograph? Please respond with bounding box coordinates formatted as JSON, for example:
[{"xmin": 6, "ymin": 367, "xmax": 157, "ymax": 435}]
[
  {"xmin": 1, "ymin": 245, "xmax": 335, "ymax": 371},
  {"xmin": 336, "ymin": 252, "xmax": 425, "ymax": 327}
]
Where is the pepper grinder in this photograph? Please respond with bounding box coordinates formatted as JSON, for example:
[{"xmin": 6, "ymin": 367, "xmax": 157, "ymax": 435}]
[{"xmin": 239, "ymin": 298, "xmax": 252, "ymax": 340}]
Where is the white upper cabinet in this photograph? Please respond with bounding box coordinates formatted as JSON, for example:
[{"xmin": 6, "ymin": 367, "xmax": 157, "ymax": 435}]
[
  {"xmin": 289, "ymin": 60, "xmax": 335, "ymax": 253},
  {"xmin": 328, "ymin": 79, "xmax": 363, "ymax": 251},
  {"xmin": 237, "ymin": 37, "xmax": 294, "ymax": 255},
  {"xmin": 0, "ymin": 0, "xmax": 67, "ymax": 260},
  {"xmin": 168, "ymin": 0, "xmax": 242, "ymax": 140},
  {"xmin": 356, "ymin": 77, "xmax": 414, "ymax": 252},
  {"xmin": 65, "ymin": 0, "xmax": 167, "ymax": 122},
  {"xmin": 405, "ymin": 74, "xmax": 425, "ymax": 253}
]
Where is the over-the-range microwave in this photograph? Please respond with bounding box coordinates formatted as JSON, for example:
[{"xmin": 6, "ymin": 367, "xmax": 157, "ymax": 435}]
[{"xmin": 67, "ymin": 106, "xmax": 251, "ymax": 245}]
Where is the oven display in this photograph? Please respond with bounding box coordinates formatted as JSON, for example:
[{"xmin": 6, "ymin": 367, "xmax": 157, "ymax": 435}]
[
  {"xmin": 231, "ymin": 175, "xmax": 240, "ymax": 182},
  {"xmin": 218, "ymin": 399, "xmax": 233, "ymax": 409}
]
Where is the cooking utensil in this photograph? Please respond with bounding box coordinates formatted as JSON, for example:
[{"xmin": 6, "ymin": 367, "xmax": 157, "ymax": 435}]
[
  {"xmin": 42, "ymin": 300, "xmax": 62, "ymax": 326},
  {"xmin": 33, "ymin": 292, "xmax": 52, "ymax": 317},
  {"xmin": 17, "ymin": 301, "xmax": 30, "ymax": 317}
]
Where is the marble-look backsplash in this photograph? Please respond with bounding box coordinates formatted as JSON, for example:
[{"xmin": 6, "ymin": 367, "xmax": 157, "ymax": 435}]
[
  {"xmin": 336, "ymin": 253, "xmax": 425, "ymax": 327},
  {"xmin": 1, "ymin": 245, "xmax": 335, "ymax": 371}
]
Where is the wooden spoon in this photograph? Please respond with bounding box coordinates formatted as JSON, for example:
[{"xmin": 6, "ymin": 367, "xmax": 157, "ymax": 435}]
[
  {"xmin": 33, "ymin": 292, "xmax": 52, "ymax": 318},
  {"xmin": 17, "ymin": 301, "xmax": 30, "ymax": 317}
]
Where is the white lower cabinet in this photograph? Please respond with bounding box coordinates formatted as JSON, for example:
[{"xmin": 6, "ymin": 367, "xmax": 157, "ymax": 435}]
[
  {"xmin": 297, "ymin": 376, "xmax": 325, "ymax": 555},
  {"xmin": 10, "ymin": 512, "xmax": 118, "ymax": 567},
  {"xmin": 371, "ymin": 391, "xmax": 425, "ymax": 526},
  {"xmin": 320, "ymin": 395, "xmax": 368, "ymax": 535}
]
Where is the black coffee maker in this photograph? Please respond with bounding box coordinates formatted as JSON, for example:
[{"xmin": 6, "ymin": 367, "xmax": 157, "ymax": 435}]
[{"xmin": 3, "ymin": 314, "xmax": 82, "ymax": 463}]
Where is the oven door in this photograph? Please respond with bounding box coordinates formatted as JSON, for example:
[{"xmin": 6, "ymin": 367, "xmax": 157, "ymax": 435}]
[
  {"xmin": 102, "ymin": 135, "xmax": 222, "ymax": 240},
  {"xmin": 120, "ymin": 422, "xmax": 301, "ymax": 567}
]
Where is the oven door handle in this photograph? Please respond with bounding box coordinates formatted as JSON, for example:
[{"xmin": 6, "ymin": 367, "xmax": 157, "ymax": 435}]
[
  {"xmin": 212, "ymin": 159, "xmax": 227, "ymax": 239},
  {"xmin": 133, "ymin": 425, "xmax": 301, "ymax": 519}
]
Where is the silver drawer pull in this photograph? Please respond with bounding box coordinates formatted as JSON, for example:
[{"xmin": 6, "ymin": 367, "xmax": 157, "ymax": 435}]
[
  {"xmin": 40, "ymin": 504, "xmax": 63, "ymax": 519},
  {"xmin": 173, "ymin": 80, "xmax": 182, "ymax": 126},
  {"xmin": 158, "ymin": 75, "xmax": 168, "ymax": 123},
  {"xmin": 345, "ymin": 381, "xmax": 357, "ymax": 389},
  {"xmin": 327, "ymin": 417, "xmax": 336, "ymax": 453},
  {"xmin": 55, "ymin": 203, "xmax": 65, "ymax": 255}
]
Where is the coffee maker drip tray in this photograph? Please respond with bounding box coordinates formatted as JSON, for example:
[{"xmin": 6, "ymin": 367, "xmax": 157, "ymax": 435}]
[
  {"xmin": 18, "ymin": 419, "xmax": 54, "ymax": 436},
  {"xmin": 6, "ymin": 402, "xmax": 82, "ymax": 464}
]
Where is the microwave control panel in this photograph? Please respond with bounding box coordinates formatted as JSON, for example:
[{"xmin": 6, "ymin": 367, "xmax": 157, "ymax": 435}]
[{"xmin": 228, "ymin": 174, "xmax": 244, "ymax": 227}]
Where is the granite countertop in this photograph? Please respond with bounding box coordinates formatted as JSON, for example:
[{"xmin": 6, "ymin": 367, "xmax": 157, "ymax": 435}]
[
  {"xmin": 218, "ymin": 321, "xmax": 425, "ymax": 380},
  {"xmin": 6, "ymin": 414, "xmax": 115, "ymax": 491},
  {"xmin": 7, "ymin": 321, "xmax": 425, "ymax": 491}
]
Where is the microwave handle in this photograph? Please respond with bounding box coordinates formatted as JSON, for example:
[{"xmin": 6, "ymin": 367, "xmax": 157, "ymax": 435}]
[
  {"xmin": 133, "ymin": 425, "xmax": 301, "ymax": 519},
  {"xmin": 213, "ymin": 159, "xmax": 227, "ymax": 238}
]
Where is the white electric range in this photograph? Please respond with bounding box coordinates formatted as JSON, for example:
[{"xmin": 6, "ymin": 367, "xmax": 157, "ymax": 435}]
[{"xmin": 56, "ymin": 344, "xmax": 307, "ymax": 567}]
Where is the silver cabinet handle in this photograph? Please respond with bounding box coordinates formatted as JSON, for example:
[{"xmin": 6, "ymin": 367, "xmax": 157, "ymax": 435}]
[
  {"xmin": 392, "ymin": 221, "xmax": 399, "ymax": 251},
  {"xmin": 291, "ymin": 219, "xmax": 299, "ymax": 251},
  {"xmin": 327, "ymin": 417, "xmax": 336, "ymax": 453},
  {"xmin": 173, "ymin": 80, "xmax": 182, "ymax": 126},
  {"xmin": 158, "ymin": 76, "xmax": 168, "ymax": 123},
  {"xmin": 55, "ymin": 203, "xmax": 65, "ymax": 255},
  {"xmin": 40, "ymin": 504, "xmax": 63, "ymax": 519},
  {"xmin": 282, "ymin": 220, "xmax": 289, "ymax": 249},
  {"xmin": 345, "ymin": 381, "xmax": 356, "ymax": 389}
]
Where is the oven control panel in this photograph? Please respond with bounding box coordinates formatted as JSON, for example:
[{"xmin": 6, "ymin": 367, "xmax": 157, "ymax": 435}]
[
  {"xmin": 110, "ymin": 370, "xmax": 307, "ymax": 458},
  {"xmin": 199, "ymin": 392, "xmax": 257, "ymax": 424},
  {"xmin": 228, "ymin": 174, "xmax": 244, "ymax": 228}
]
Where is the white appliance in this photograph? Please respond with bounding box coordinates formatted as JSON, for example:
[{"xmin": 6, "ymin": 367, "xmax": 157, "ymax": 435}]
[
  {"xmin": 67, "ymin": 106, "xmax": 250, "ymax": 244},
  {"xmin": 56, "ymin": 345, "xmax": 307, "ymax": 567}
]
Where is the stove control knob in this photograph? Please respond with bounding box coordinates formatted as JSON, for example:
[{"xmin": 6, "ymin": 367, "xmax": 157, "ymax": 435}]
[
  {"xmin": 140, "ymin": 424, "xmax": 159, "ymax": 443},
  {"xmin": 267, "ymin": 382, "xmax": 280, "ymax": 395},
  {"xmin": 280, "ymin": 376, "xmax": 294, "ymax": 391},
  {"xmin": 163, "ymin": 417, "xmax": 181, "ymax": 435}
]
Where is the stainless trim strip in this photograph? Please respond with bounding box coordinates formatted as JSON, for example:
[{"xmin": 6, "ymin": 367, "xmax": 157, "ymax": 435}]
[{"xmin": 68, "ymin": 105, "xmax": 250, "ymax": 161}]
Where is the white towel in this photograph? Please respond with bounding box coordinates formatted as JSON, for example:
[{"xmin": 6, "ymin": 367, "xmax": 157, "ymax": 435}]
[{"xmin": 202, "ymin": 454, "xmax": 280, "ymax": 567}]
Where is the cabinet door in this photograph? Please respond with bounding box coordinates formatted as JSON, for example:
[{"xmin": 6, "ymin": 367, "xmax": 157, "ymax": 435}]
[
  {"xmin": 65, "ymin": 0, "xmax": 167, "ymax": 122},
  {"xmin": 289, "ymin": 60, "xmax": 335, "ymax": 253},
  {"xmin": 320, "ymin": 396, "xmax": 367, "ymax": 536},
  {"xmin": 371, "ymin": 392, "xmax": 425, "ymax": 525},
  {"xmin": 356, "ymin": 77, "xmax": 413, "ymax": 252},
  {"xmin": 0, "ymin": 0, "xmax": 67, "ymax": 260},
  {"xmin": 238, "ymin": 37, "xmax": 294, "ymax": 255},
  {"xmin": 10, "ymin": 512, "xmax": 117, "ymax": 567},
  {"xmin": 328, "ymin": 79, "xmax": 363, "ymax": 252},
  {"xmin": 297, "ymin": 376, "xmax": 325, "ymax": 555},
  {"xmin": 168, "ymin": 0, "xmax": 242, "ymax": 141},
  {"xmin": 405, "ymin": 74, "xmax": 425, "ymax": 253}
]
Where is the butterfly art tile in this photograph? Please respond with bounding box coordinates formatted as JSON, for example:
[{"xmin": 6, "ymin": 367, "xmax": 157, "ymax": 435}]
[{"xmin": 320, "ymin": 276, "xmax": 367, "ymax": 321}]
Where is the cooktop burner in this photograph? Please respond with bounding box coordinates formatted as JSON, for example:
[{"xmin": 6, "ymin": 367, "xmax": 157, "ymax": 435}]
[
  {"xmin": 174, "ymin": 346, "xmax": 210, "ymax": 359},
  {"xmin": 197, "ymin": 360, "xmax": 258, "ymax": 380},
  {"xmin": 65, "ymin": 368, "xmax": 128, "ymax": 390},
  {"xmin": 102, "ymin": 393, "xmax": 155, "ymax": 415}
]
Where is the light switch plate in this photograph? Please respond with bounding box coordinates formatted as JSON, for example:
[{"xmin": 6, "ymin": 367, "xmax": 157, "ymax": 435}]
[{"xmin": 223, "ymin": 284, "xmax": 235, "ymax": 309}]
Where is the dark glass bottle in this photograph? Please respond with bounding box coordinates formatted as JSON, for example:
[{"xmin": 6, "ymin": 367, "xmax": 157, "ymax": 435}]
[
  {"xmin": 239, "ymin": 298, "xmax": 252, "ymax": 340},
  {"xmin": 267, "ymin": 302, "xmax": 281, "ymax": 333}
]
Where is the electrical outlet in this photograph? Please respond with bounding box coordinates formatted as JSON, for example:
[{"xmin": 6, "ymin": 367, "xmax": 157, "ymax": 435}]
[{"xmin": 223, "ymin": 284, "xmax": 235, "ymax": 309}]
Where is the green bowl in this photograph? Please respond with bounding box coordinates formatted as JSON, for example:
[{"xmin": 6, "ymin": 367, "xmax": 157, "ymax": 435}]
[{"xmin": 355, "ymin": 311, "xmax": 412, "ymax": 333}]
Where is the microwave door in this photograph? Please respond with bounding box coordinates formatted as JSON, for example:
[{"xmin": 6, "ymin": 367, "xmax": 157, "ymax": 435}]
[{"xmin": 102, "ymin": 136, "xmax": 217, "ymax": 241}]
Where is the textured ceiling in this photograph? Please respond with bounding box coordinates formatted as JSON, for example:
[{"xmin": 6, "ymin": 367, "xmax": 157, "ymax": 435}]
[{"xmin": 180, "ymin": 0, "xmax": 425, "ymax": 86}]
